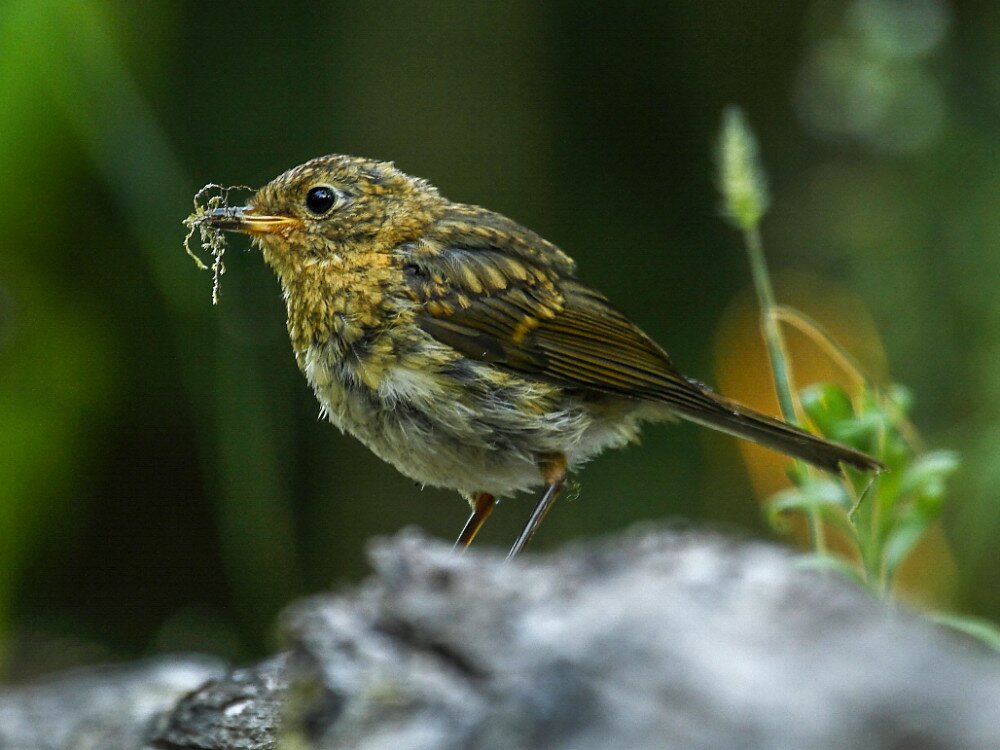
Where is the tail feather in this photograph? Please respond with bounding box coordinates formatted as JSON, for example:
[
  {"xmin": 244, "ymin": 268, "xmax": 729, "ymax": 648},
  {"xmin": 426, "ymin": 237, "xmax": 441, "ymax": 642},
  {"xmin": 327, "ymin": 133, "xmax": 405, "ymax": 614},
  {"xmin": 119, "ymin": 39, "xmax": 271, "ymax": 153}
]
[{"xmin": 670, "ymin": 385, "xmax": 884, "ymax": 474}]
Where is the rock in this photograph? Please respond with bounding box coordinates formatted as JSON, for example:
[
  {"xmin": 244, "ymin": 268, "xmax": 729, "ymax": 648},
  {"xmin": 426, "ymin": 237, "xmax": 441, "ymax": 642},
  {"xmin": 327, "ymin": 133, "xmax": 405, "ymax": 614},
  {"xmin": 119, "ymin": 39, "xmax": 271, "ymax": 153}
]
[
  {"xmin": 145, "ymin": 656, "xmax": 286, "ymax": 750},
  {"xmin": 275, "ymin": 528, "xmax": 1000, "ymax": 750},
  {"xmin": 4, "ymin": 527, "xmax": 1000, "ymax": 750},
  {"xmin": 0, "ymin": 656, "xmax": 225, "ymax": 750}
]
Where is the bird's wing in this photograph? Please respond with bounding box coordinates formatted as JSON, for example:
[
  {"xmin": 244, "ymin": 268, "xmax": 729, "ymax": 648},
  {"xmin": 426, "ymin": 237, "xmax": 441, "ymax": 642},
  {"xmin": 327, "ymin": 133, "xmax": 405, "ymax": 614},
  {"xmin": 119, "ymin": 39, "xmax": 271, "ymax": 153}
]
[
  {"xmin": 400, "ymin": 206, "xmax": 886, "ymax": 474},
  {"xmin": 400, "ymin": 206, "xmax": 707, "ymax": 409}
]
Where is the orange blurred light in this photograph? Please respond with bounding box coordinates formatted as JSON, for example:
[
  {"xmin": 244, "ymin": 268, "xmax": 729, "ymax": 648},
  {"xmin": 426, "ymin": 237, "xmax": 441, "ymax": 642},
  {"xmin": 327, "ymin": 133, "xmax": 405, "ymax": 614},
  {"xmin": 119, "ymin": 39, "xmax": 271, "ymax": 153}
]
[{"xmin": 712, "ymin": 271, "xmax": 955, "ymax": 606}]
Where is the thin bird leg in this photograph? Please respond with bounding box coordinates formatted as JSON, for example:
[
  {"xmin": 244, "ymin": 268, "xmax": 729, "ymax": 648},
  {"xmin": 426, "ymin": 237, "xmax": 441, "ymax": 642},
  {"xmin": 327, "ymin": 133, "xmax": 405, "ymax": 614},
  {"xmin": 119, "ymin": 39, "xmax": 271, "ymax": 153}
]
[
  {"xmin": 453, "ymin": 492, "xmax": 497, "ymax": 552},
  {"xmin": 506, "ymin": 453, "xmax": 568, "ymax": 561}
]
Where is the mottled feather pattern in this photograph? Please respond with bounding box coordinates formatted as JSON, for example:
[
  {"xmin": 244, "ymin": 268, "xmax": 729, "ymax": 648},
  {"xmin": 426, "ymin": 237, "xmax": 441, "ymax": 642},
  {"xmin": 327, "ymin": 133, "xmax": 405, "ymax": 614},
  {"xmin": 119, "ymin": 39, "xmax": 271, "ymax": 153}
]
[{"xmin": 216, "ymin": 154, "xmax": 880, "ymax": 504}]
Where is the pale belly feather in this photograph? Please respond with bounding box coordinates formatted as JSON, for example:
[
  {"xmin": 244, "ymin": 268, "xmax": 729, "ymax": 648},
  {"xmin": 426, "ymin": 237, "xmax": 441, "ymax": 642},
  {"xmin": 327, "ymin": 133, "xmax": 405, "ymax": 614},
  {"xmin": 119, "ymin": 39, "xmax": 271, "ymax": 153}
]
[{"xmin": 301, "ymin": 341, "xmax": 668, "ymax": 498}]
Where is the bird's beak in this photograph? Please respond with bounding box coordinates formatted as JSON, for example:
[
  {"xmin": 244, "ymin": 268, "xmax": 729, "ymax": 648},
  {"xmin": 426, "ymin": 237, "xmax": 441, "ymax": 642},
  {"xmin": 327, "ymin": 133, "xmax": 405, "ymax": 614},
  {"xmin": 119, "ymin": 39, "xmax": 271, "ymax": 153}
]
[{"xmin": 203, "ymin": 206, "xmax": 301, "ymax": 234}]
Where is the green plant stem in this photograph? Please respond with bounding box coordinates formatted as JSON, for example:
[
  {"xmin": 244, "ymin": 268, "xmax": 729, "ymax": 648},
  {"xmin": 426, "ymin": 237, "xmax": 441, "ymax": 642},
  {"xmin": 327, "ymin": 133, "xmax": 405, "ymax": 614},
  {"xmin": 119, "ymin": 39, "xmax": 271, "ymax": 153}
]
[
  {"xmin": 866, "ymin": 495, "xmax": 883, "ymax": 592},
  {"xmin": 742, "ymin": 226, "xmax": 826, "ymax": 553},
  {"xmin": 745, "ymin": 227, "xmax": 797, "ymax": 422}
]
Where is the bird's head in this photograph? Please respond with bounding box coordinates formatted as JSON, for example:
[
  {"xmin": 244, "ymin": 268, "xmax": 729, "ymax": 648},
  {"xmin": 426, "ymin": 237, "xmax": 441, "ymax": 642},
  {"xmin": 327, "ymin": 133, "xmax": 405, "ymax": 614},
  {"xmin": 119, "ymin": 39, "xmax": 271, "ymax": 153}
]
[{"xmin": 205, "ymin": 154, "xmax": 444, "ymax": 274}]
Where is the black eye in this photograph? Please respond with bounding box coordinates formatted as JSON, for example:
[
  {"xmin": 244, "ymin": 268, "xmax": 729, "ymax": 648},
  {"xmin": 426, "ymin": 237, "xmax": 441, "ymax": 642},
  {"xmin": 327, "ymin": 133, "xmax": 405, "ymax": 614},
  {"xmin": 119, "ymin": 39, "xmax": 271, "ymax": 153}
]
[{"xmin": 305, "ymin": 186, "xmax": 338, "ymax": 215}]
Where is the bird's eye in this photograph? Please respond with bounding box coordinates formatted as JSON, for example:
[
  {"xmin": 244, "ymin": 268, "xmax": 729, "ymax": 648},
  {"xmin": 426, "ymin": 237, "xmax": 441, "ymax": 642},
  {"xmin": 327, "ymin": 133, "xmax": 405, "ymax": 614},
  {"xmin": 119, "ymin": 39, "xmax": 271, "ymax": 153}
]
[{"xmin": 305, "ymin": 186, "xmax": 338, "ymax": 215}]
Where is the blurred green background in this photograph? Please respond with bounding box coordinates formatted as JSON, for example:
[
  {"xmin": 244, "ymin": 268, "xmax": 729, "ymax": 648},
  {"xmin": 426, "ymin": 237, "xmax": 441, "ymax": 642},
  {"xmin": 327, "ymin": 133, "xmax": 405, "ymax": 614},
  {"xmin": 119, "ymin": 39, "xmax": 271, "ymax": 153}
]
[{"xmin": 2, "ymin": 0, "xmax": 998, "ymax": 676}]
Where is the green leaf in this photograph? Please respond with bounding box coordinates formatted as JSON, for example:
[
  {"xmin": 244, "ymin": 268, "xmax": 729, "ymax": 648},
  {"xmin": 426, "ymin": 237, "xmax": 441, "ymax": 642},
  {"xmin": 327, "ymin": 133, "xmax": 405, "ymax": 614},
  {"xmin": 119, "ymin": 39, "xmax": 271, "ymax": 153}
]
[
  {"xmin": 885, "ymin": 383, "xmax": 913, "ymax": 415},
  {"xmin": 795, "ymin": 554, "xmax": 867, "ymax": 586},
  {"xmin": 766, "ymin": 480, "xmax": 855, "ymax": 537},
  {"xmin": 881, "ymin": 514, "xmax": 933, "ymax": 579},
  {"xmin": 800, "ymin": 383, "xmax": 855, "ymax": 438},
  {"xmin": 785, "ymin": 460, "xmax": 810, "ymax": 487},
  {"xmin": 928, "ymin": 612, "xmax": 1000, "ymax": 651},
  {"xmin": 900, "ymin": 450, "xmax": 961, "ymax": 495}
]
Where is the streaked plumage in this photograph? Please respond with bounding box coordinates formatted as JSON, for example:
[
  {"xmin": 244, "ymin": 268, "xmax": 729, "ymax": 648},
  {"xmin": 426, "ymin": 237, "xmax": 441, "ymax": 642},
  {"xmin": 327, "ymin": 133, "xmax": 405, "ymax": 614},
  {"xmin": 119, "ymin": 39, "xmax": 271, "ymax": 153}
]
[{"xmin": 204, "ymin": 154, "xmax": 882, "ymax": 554}]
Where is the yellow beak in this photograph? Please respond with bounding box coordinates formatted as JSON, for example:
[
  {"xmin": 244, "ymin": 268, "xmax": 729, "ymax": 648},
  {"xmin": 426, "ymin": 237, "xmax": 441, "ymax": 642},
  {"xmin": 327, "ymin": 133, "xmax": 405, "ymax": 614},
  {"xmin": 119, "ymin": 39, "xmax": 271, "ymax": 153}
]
[{"xmin": 204, "ymin": 206, "xmax": 300, "ymax": 234}]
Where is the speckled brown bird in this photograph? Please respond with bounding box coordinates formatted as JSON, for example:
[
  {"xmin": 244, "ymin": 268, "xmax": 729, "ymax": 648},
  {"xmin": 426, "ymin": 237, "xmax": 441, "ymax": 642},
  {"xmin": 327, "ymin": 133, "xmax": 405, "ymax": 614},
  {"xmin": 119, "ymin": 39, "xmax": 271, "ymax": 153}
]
[{"xmin": 203, "ymin": 154, "xmax": 882, "ymax": 558}]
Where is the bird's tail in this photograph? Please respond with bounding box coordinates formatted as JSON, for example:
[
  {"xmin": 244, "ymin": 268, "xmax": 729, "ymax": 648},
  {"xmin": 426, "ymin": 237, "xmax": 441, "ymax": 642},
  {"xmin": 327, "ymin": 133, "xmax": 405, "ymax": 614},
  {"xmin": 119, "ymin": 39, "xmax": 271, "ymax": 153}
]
[{"xmin": 670, "ymin": 383, "xmax": 883, "ymax": 474}]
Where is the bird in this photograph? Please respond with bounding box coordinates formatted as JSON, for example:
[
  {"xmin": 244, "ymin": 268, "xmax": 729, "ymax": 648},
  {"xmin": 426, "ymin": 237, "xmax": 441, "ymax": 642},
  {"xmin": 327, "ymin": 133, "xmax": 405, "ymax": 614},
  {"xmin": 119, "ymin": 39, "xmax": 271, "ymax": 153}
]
[{"xmin": 200, "ymin": 154, "xmax": 882, "ymax": 559}]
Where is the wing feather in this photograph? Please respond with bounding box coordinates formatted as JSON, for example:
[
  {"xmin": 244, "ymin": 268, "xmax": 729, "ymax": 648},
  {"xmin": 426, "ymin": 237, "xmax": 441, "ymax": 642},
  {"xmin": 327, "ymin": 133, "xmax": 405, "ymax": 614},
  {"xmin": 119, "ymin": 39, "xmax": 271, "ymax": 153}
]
[
  {"xmin": 399, "ymin": 205, "xmax": 884, "ymax": 474},
  {"xmin": 401, "ymin": 206, "xmax": 696, "ymax": 403}
]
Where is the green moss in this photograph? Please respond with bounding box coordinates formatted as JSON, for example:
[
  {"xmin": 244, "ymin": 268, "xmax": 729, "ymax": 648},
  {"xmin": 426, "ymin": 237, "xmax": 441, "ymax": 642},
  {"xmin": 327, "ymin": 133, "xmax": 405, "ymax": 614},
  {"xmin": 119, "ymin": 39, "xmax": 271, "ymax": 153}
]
[{"xmin": 182, "ymin": 183, "xmax": 249, "ymax": 304}]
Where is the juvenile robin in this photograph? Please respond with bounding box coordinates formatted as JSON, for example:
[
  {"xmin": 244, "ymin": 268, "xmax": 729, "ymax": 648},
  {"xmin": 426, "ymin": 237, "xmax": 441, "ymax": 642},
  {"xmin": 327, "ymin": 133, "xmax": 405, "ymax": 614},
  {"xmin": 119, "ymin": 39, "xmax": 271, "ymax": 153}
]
[{"xmin": 201, "ymin": 154, "xmax": 881, "ymax": 558}]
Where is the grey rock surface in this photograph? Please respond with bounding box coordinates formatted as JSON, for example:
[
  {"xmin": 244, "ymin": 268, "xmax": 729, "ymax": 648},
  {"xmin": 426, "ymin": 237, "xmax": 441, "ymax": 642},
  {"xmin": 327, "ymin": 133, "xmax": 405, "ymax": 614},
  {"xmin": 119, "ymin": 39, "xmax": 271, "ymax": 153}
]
[
  {"xmin": 145, "ymin": 655, "xmax": 286, "ymax": 750},
  {"xmin": 278, "ymin": 528, "xmax": 1000, "ymax": 750},
  {"xmin": 0, "ymin": 655, "xmax": 226, "ymax": 750},
  {"xmin": 3, "ymin": 528, "xmax": 1000, "ymax": 750}
]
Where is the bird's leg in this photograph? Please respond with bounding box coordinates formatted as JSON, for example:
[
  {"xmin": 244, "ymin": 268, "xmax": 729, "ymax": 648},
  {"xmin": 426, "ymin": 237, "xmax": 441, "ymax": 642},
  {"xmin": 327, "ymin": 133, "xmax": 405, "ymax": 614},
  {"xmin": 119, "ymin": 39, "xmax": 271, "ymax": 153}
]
[
  {"xmin": 453, "ymin": 492, "xmax": 497, "ymax": 552},
  {"xmin": 506, "ymin": 453, "xmax": 568, "ymax": 561}
]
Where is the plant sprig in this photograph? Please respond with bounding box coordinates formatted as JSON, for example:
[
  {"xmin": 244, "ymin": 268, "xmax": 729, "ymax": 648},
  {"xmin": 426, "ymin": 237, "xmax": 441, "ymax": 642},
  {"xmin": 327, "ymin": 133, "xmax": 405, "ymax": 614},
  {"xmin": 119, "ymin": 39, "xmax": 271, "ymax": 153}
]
[
  {"xmin": 182, "ymin": 183, "xmax": 250, "ymax": 304},
  {"xmin": 716, "ymin": 106, "xmax": 997, "ymax": 648}
]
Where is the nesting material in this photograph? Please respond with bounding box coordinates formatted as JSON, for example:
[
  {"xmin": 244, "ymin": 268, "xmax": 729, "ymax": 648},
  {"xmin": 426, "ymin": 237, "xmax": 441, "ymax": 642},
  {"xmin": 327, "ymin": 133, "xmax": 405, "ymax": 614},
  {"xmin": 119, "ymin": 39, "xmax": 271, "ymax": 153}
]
[{"xmin": 182, "ymin": 183, "xmax": 250, "ymax": 304}]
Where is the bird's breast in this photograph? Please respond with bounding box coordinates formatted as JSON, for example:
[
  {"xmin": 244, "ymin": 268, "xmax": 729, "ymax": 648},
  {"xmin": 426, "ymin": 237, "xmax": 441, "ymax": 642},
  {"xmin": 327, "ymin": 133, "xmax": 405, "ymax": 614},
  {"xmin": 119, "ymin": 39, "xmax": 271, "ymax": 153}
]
[{"xmin": 279, "ymin": 259, "xmax": 408, "ymax": 366}]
